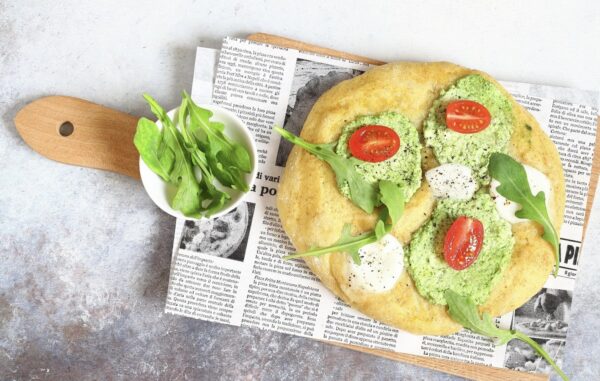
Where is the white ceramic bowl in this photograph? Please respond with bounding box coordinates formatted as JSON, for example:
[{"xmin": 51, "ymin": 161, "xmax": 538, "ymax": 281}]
[{"xmin": 139, "ymin": 104, "xmax": 257, "ymax": 220}]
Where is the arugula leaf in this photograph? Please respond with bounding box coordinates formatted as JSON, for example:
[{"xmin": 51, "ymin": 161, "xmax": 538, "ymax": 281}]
[
  {"xmin": 379, "ymin": 180, "xmax": 405, "ymax": 225},
  {"xmin": 133, "ymin": 117, "xmax": 174, "ymax": 182},
  {"xmin": 283, "ymin": 219, "xmax": 397, "ymax": 265},
  {"xmin": 284, "ymin": 224, "xmax": 376, "ymax": 264},
  {"xmin": 232, "ymin": 144, "xmax": 252, "ymax": 172},
  {"xmin": 183, "ymin": 92, "xmax": 252, "ymax": 191},
  {"xmin": 170, "ymin": 161, "xmax": 201, "ymax": 217},
  {"xmin": 445, "ymin": 290, "xmax": 513, "ymax": 344},
  {"xmin": 374, "ymin": 220, "xmax": 386, "ymax": 241},
  {"xmin": 143, "ymin": 94, "xmax": 202, "ymax": 216},
  {"xmin": 176, "ymin": 98, "xmax": 232, "ymax": 217},
  {"xmin": 488, "ymin": 153, "xmax": 560, "ymax": 276},
  {"xmin": 283, "ymin": 193, "xmax": 402, "ymax": 264},
  {"xmin": 338, "ymin": 224, "xmax": 365, "ymax": 264},
  {"xmin": 445, "ymin": 290, "xmax": 569, "ymax": 381},
  {"xmin": 275, "ymin": 127, "xmax": 378, "ymax": 213},
  {"xmin": 143, "ymin": 94, "xmax": 173, "ymax": 127}
]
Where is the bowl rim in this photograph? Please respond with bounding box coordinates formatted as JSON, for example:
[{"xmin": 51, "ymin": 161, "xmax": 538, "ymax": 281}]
[{"xmin": 138, "ymin": 103, "xmax": 258, "ymax": 221}]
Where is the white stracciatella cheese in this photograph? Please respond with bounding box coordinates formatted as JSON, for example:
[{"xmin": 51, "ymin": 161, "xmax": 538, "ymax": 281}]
[
  {"xmin": 344, "ymin": 234, "xmax": 404, "ymax": 293},
  {"xmin": 490, "ymin": 164, "xmax": 552, "ymax": 224},
  {"xmin": 425, "ymin": 163, "xmax": 478, "ymax": 200}
]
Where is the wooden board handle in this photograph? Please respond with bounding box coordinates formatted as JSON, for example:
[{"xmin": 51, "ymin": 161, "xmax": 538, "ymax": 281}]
[{"xmin": 14, "ymin": 96, "xmax": 141, "ymax": 179}]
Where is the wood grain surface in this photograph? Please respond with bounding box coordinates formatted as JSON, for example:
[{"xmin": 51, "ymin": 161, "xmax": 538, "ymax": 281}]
[{"xmin": 14, "ymin": 95, "xmax": 140, "ymax": 179}]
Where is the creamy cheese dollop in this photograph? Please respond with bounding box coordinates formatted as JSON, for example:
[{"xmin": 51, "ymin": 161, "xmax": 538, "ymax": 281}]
[
  {"xmin": 490, "ymin": 164, "xmax": 552, "ymax": 224},
  {"xmin": 344, "ymin": 234, "xmax": 404, "ymax": 293},
  {"xmin": 425, "ymin": 163, "xmax": 477, "ymax": 200}
]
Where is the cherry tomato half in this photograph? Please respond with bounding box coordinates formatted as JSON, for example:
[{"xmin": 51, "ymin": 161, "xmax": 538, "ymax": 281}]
[
  {"xmin": 445, "ymin": 100, "xmax": 491, "ymax": 134},
  {"xmin": 348, "ymin": 125, "xmax": 400, "ymax": 163},
  {"xmin": 443, "ymin": 216, "xmax": 484, "ymax": 270}
]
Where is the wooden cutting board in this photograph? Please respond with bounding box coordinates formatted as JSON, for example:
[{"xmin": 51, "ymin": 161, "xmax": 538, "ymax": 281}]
[{"xmin": 13, "ymin": 33, "xmax": 600, "ymax": 381}]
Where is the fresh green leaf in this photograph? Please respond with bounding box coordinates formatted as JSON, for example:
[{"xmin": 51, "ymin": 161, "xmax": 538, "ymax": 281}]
[
  {"xmin": 143, "ymin": 94, "xmax": 175, "ymax": 130},
  {"xmin": 283, "ymin": 217, "xmax": 396, "ymax": 265},
  {"xmin": 143, "ymin": 94, "xmax": 202, "ymax": 216},
  {"xmin": 445, "ymin": 290, "xmax": 569, "ymax": 381},
  {"xmin": 488, "ymin": 153, "xmax": 560, "ymax": 276},
  {"xmin": 202, "ymin": 192, "xmax": 229, "ymax": 217},
  {"xmin": 133, "ymin": 117, "xmax": 174, "ymax": 181},
  {"xmin": 374, "ymin": 220, "xmax": 386, "ymax": 241},
  {"xmin": 183, "ymin": 91, "xmax": 252, "ymax": 191},
  {"xmin": 232, "ymin": 143, "xmax": 252, "ymax": 172},
  {"xmin": 177, "ymin": 97, "xmax": 192, "ymax": 145},
  {"xmin": 176, "ymin": 96, "xmax": 231, "ymax": 215},
  {"xmin": 379, "ymin": 180, "xmax": 405, "ymax": 225},
  {"xmin": 216, "ymin": 152, "xmax": 249, "ymax": 190},
  {"xmin": 337, "ymin": 224, "xmax": 364, "ymax": 264},
  {"xmin": 162, "ymin": 132, "xmax": 201, "ymax": 216},
  {"xmin": 275, "ymin": 127, "xmax": 378, "ymax": 213},
  {"xmin": 170, "ymin": 165, "xmax": 201, "ymax": 217},
  {"xmin": 445, "ymin": 290, "xmax": 513, "ymax": 344},
  {"xmin": 284, "ymin": 224, "xmax": 376, "ymax": 264}
]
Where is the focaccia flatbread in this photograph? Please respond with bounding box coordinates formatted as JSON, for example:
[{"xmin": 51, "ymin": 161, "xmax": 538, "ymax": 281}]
[{"xmin": 277, "ymin": 62, "xmax": 565, "ymax": 335}]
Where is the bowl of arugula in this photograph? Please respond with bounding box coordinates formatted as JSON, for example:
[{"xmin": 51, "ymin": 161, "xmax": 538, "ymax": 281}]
[{"xmin": 134, "ymin": 91, "xmax": 257, "ymax": 220}]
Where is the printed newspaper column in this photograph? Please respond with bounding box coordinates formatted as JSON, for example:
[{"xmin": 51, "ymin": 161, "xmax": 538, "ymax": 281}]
[
  {"xmin": 165, "ymin": 251, "xmax": 242, "ymax": 323},
  {"xmin": 321, "ymin": 298, "xmax": 400, "ymax": 351},
  {"xmin": 241, "ymin": 272, "xmax": 321, "ymax": 337},
  {"xmin": 254, "ymin": 205, "xmax": 319, "ymax": 282},
  {"xmin": 418, "ymin": 312, "xmax": 513, "ymax": 367},
  {"xmin": 239, "ymin": 195, "xmax": 337, "ymax": 338},
  {"xmin": 213, "ymin": 37, "xmax": 298, "ymax": 165},
  {"xmin": 207, "ymin": 38, "xmax": 331, "ymax": 332},
  {"xmin": 547, "ymin": 100, "xmax": 597, "ymax": 277}
]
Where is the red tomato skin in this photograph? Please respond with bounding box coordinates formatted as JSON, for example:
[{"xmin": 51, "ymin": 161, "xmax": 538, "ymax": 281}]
[
  {"xmin": 347, "ymin": 125, "xmax": 400, "ymax": 163},
  {"xmin": 443, "ymin": 216, "xmax": 484, "ymax": 270},
  {"xmin": 445, "ymin": 100, "xmax": 491, "ymax": 134}
]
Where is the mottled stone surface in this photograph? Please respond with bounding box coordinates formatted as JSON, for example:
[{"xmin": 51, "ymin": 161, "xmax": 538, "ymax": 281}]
[{"xmin": 1, "ymin": 1, "xmax": 599, "ymax": 380}]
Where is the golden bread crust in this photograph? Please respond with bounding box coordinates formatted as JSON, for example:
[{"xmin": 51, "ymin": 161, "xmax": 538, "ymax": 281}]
[{"xmin": 277, "ymin": 62, "xmax": 565, "ymax": 335}]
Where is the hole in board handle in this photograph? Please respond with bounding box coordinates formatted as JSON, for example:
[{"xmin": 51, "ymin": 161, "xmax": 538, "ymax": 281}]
[{"xmin": 59, "ymin": 121, "xmax": 74, "ymax": 137}]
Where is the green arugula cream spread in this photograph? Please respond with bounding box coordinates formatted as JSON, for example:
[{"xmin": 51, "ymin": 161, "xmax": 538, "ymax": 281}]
[
  {"xmin": 406, "ymin": 191, "xmax": 514, "ymax": 305},
  {"xmin": 423, "ymin": 74, "xmax": 513, "ymax": 184},
  {"xmin": 336, "ymin": 112, "xmax": 422, "ymax": 200}
]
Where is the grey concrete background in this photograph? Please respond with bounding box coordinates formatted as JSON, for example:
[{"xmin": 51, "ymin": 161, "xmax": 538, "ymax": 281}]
[{"xmin": 1, "ymin": 1, "xmax": 599, "ymax": 380}]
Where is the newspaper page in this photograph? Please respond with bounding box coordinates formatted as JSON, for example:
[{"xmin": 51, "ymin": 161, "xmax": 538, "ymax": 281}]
[{"xmin": 165, "ymin": 37, "xmax": 599, "ymax": 375}]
